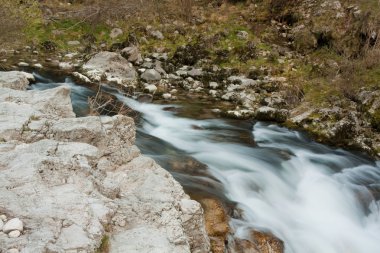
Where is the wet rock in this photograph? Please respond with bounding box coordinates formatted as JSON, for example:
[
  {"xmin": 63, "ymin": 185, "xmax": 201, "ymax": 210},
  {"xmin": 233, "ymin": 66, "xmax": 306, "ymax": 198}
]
[
  {"xmin": 141, "ymin": 69, "xmax": 161, "ymax": 83},
  {"xmin": 0, "ymin": 71, "xmax": 34, "ymax": 90},
  {"xmin": 255, "ymin": 107, "xmax": 289, "ymax": 123},
  {"xmin": 71, "ymin": 72, "xmax": 92, "ymax": 86},
  {"xmin": 82, "ymin": 51, "xmax": 137, "ymax": 87},
  {"xmin": 198, "ymin": 198, "xmax": 229, "ymax": 253}
]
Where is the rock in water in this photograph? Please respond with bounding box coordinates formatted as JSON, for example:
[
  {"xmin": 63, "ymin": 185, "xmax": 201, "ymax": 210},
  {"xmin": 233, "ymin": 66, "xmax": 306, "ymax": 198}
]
[
  {"xmin": 82, "ymin": 51, "xmax": 137, "ymax": 87},
  {"xmin": 0, "ymin": 71, "xmax": 34, "ymax": 90},
  {"xmin": 2, "ymin": 218, "xmax": 23, "ymax": 233}
]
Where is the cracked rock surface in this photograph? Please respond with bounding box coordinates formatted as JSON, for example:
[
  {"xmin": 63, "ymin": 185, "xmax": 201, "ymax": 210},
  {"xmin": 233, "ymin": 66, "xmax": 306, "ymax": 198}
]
[{"xmin": 0, "ymin": 71, "xmax": 210, "ymax": 253}]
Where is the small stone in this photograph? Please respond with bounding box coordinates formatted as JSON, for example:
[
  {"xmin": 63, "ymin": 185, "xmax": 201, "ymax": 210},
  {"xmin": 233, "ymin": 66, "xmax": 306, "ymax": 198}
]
[
  {"xmin": 110, "ymin": 28, "xmax": 123, "ymax": 39},
  {"xmin": 67, "ymin": 41, "xmax": 81, "ymax": 46},
  {"xmin": 237, "ymin": 30, "xmax": 249, "ymax": 40},
  {"xmin": 2, "ymin": 218, "xmax": 23, "ymax": 233},
  {"xmin": 33, "ymin": 63, "xmax": 43, "ymax": 69},
  {"xmin": 18, "ymin": 62, "xmax": 29, "ymax": 67},
  {"xmin": 209, "ymin": 82, "xmax": 219, "ymax": 89},
  {"xmin": 150, "ymin": 30, "xmax": 164, "ymax": 40},
  {"xmin": 0, "ymin": 219, "xmax": 3, "ymax": 230},
  {"xmin": 141, "ymin": 69, "xmax": 161, "ymax": 83},
  {"xmin": 162, "ymin": 93, "xmax": 172, "ymax": 100},
  {"xmin": 8, "ymin": 230, "xmax": 21, "ymax": 238},
  {"xmin": 7, "ymin": 249, "xmax": 19, "ymax": 253},
  {"xmin": 0, "ymin": 215, "xmax": 7, "ymax": 221}
]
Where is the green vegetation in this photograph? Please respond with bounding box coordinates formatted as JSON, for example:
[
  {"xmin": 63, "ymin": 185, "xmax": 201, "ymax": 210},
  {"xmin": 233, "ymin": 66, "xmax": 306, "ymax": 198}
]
[{"xmin": 96, "ymin": 235, "xmax": 110, "ymax": 253}]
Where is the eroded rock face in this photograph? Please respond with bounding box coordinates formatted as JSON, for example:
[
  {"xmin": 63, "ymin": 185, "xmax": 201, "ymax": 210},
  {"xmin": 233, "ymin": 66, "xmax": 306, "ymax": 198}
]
[
  {"xmin": 82, "ymin": 51, "xmax": 138, "ymax": 87},
  {"xmin": 0, "ymin": 79, "xmax": 210, "ymax": 252}
]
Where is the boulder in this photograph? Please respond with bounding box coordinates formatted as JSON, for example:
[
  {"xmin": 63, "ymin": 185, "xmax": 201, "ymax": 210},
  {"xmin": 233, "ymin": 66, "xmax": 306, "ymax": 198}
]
[
  {"xmin": 255, "ymin": 107, "xmax": 289, "ymax": 123},
  {"xmin": 0, "ymin": 71, "xmax": 34, "ymax": 90},
  {"xmin": 141, "ymin": 69, "xmax": 161, "ymax": 83},
  {"xmin": 82, "ymin": 51, "xmax": 137, "ymax": 87},
  {"xmin": 0, "ymin": 76, "xmax": 210, "ymax": 253},
  {"xmin": 121, "ymin": 46, "xmax": 143, "ymax": 64}
]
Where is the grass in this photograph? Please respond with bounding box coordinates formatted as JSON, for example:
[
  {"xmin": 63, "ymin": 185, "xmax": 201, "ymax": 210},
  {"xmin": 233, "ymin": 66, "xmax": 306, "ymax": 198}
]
[{"xmin": 96, "ymin": 235, "xmax": 110, "ymax": 253}]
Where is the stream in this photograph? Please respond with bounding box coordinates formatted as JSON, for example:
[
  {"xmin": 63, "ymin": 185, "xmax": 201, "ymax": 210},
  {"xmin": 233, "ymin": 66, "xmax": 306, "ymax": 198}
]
[{"xmin": 30, "ymin": 72, "xmax": 380, "ymax": 253}]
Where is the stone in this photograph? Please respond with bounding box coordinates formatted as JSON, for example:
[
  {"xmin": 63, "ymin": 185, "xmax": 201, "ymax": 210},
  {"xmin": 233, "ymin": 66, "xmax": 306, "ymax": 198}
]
[
  {"xmin": 187, "ymin": 68, "xmax": 203, "ymax": 78},
  {"xmin": 237, "ymin": 30, "xmax": 249, "ymax": 40},
  {"xmin": 121, "ymin": 46, "xmax": 143, "ymax": 64},
  {"xmin": 67, "ymin": 41, "xmax": 81, "ymax": 46},
  {"xmin": 0, "ymin": 71, "xmax": 34, "ymax": 90},
  {"xmin": 141, "ymin": 69, "xmax": 161, "ymax": 83},
  {"xmin": 71, "ymin": 72, "xmax": 92, "ymax": 85},
  {"xmin": 18, "ymin": 62, "xmax": 29, "ymax": 67},
  {"xmin": 110, "ymin": 28, "xmax": 123, "ymax": 39},
  {"xmin": 162, "ymin": 93, "xmax": 172, "ymax": 99},
  {"xmin": 2, "ymin": 218, "xmax": 23, "ymax": 233},
  {"xmin": 82, "ymin": 51, "xmax": 137, "ymax": 87},
  {"xmin": 150, "ymin": 30, "xmax": 164, "ymax": 40},
  {"xmin": 58, "ymin": 62, "xmax": 74, "ymax": 71},
  {"xmin": 33, "ymin": 63, "xmax": 43, "ymax": 69},
  {"xmin": 144, "ymin": 84, "xmax": 157, "ymax": 94},
  {"xmin": 8, "ymin": 230, "xmax": 21, "ymax": 238},
  {"xmin": 0, "ymin": 219, "xmax": 3, "ymax": 230},
  {"xmin": 7, "ymin": 249, "xmax": 19, "ymax": 253},
  {"xmin": 255, "ymin": 106, "xmax": 289, "ymax": 123}
]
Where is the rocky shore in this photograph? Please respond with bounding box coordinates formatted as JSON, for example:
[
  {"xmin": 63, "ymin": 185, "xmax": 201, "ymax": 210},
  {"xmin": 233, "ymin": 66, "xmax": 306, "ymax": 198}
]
[{"xmin": 0, "ymin": 71, "xmax": 210, "ymax": 253}]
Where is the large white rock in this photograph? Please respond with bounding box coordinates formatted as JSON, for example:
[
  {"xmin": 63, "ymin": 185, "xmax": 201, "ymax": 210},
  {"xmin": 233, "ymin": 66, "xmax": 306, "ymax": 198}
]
[
  {"xmin": 2, "ymin": 218, "xmax": 23, "ymax": 233},
  {"xmin": 82, "ymin": 51, "xmax": 137, "ymax": 87},
  {"xmin": 0, "ymin": 71, "xmax": 34, "ymax": 90},
  {"xmin": 0, "ymin": 74, "xmax": 210, "ymax": 253}
]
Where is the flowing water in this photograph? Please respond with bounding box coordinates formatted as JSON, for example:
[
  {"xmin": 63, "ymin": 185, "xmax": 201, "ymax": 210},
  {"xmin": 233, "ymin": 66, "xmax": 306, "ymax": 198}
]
[{"xmin": 31, "ymin": 73, "xmax": 380, "ymax": 253}]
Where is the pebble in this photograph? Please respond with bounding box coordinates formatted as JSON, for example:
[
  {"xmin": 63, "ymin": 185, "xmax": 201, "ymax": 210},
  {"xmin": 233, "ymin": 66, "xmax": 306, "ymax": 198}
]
[
  {"xmin": 0, "ymin": 219, "xmax": 3, "ymax": 230},
  {"xmin": 7, "ymin": 249, "xmax": 19, "ymax": 253},
  {"xmin": 209, "ymin": 82, "xmax": 219, "ymax": 89},
  {"xmin": 18, "ymin": 62, "xmax": 29, "ymax": 67},
  {"xmin": 33, "ymin": 64, "xmax": 43, "ymax": 69},
  {"xmin": 8, "ymin": 230, "xmax": 21, "ymax": 238},
  {"xmin": 0, "ymin": 214, "xmax": 7, "ymax": 221},
  {"xmin": 2, "ymin": 218, "xmax": 23, "ymax": 233},
  {"xmin": 162, "ymin": 93, "xmax": 172, "ymax": 100}
]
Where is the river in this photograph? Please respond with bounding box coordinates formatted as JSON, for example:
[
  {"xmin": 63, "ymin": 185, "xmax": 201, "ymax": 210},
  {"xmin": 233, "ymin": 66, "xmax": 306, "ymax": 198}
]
[{"xmin": 30, "ymin": 72, "xmax": 380, "ymax": 253}]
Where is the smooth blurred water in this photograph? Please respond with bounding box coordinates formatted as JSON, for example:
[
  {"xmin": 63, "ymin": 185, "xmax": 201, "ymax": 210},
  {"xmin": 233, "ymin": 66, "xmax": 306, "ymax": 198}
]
[
  {"xmin": 115, "ymin": 94, "xmax": 380, "ymax": 253},
  {"xmin": 31, "ymin": 73, "xmax": 380, "ymax": 253}
]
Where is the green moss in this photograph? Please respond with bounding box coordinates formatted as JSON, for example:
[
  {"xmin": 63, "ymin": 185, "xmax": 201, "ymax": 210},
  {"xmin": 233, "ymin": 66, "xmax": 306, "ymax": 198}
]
[{"xmin": 96, "ymin": 235, "xmax": 110, "ymax": 253}]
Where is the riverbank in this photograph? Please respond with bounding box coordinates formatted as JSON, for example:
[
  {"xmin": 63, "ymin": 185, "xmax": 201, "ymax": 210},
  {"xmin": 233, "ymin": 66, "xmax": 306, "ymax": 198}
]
[{"xmin": 1, "ymin": 0, "xmax": 379, "ymax": 158}]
